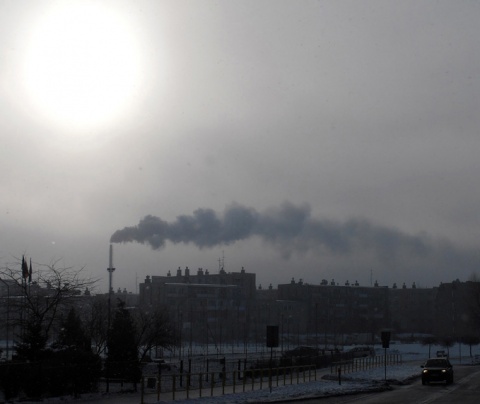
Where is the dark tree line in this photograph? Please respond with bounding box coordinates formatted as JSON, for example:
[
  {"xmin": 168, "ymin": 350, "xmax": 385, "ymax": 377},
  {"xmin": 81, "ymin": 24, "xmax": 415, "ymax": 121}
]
[
  {"xmin": 105, "ymin": 299, "xmax": 176, "ymax": 390},
  {"xmin": 0, "ymin": 258, "xmax": 175, "ymax": 401}
]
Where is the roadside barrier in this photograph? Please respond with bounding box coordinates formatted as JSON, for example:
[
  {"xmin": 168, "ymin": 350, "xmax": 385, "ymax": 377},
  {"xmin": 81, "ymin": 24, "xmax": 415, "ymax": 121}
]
[
  {"xmin": 140, "ymin": 364, "xmax": 317, "ymax": 402},
  {"xmin": 331, "ymin": 353, "xmax": 402, "ymax": 376},
  {"xmin": 139, "ymin": 354, "xmax": 403, "ymax": 402}
]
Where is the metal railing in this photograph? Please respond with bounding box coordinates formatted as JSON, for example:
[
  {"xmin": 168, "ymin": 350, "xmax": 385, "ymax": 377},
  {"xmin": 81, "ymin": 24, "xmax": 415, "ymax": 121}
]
[
  {"xmin": 331, "ymin": 353, "xmax": 402, "ymax": 375},
  {"xmin": 140, "ymin": 364, "xmax": 317, "ymax": 402}
]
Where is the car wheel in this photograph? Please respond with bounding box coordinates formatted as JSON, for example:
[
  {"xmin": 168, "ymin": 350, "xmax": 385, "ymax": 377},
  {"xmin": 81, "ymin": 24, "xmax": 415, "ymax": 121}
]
[{"xmin": 422, "ymin": 379, "xmax": 427, "ymax": 385}]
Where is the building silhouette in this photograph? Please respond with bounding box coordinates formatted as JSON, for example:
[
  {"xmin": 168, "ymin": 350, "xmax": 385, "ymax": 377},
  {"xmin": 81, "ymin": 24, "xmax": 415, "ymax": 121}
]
[
  {"xmin": 135, "ymin": 268, "xmax": 480, "ymax": 348},
  {"xmin": 3, "ymin": 267, "xmax": 479, "ymax": 357}
]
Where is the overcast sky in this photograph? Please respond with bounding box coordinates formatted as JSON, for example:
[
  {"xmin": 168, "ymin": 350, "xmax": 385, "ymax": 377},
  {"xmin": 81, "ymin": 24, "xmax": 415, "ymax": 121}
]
[{"xmin": 1, "ymin": 1, "xmax": 479, "ymax": 293}]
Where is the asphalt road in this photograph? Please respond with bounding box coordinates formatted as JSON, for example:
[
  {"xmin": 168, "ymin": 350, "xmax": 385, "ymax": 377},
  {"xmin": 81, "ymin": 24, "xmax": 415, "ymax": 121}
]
[{"xmin": 294, "ymin": 365, "xmax": 480, "ymax": 404}]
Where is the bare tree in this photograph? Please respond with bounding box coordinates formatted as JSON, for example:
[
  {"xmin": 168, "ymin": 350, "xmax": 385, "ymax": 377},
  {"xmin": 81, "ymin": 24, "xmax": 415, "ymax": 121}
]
[
  {"xmin": 466, "ymin": 274, "xmax": 480, "ymax": 324},
  {"xmin": 440, "ymin": 335, "xmax": 455, "ymax": 357},
  {"xmin": 421, "ymin": 335, "xmax": 438, "ymax": 358},
  {"xmin": 134, "ymin": 306, "xmax": 176, "ymax": 362},
  {"xmin": 82, "ymin": 294, "xmax": 109, "ymax": 356},
  {"xmin": 460, "ymin": 335, "xmax": 480, "ymax": 358},
  {"xmin": 0, "ymin": 257, "xmax": 96, "ymax": 358}
]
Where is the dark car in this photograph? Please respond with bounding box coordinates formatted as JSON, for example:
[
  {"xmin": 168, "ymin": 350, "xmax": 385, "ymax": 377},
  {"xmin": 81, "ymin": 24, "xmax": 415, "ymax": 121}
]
[
  {"xmin": 283, "ymin": 346, "xmax": 320, "ymax": 358},
  {"xmin": 152, "ymin": 358, "xmax": 172, "ymax": 371},
  {"xmin": 421, "ymin": 358, "xmax": 453, "ymax": 385},
  {"xmin": 281, "ymin": 346, "xmax": 320, "ymax": 366},
  {"xmin": 348, "ymin": 346, "xmax": 375, "ymax": 358}
]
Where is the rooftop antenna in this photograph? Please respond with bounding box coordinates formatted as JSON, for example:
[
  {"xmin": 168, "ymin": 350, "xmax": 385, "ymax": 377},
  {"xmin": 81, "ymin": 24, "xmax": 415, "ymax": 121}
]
[
  {"xmin": 370, "ymin": 269, "xmax": 373, "ymax": 287},
  {"xmin": 218, "ymin": 250, "xmax": 225, "ymax": 272}
]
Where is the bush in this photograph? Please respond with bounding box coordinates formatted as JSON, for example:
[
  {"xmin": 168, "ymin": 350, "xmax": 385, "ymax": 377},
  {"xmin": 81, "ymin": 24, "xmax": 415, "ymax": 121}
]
[{"xmin": 0, "ymin": 348, "xmax": 101, "ymax": 400}]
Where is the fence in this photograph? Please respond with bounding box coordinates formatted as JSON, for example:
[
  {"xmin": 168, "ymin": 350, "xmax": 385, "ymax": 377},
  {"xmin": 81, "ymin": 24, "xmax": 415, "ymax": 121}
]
[
  {"xmin": 140, "ymin": 364, "xmax": 318, "ymax": 402},
  {"xmin": 147, "ymin": 349, "xmax": 348, "ymax": 377},
  {"xmin": 331, "ymin": 353, "xmax": 402, "ymax": 376},
  {"xmin": 140, "ymin": 354, "xmax": 402, "ymax": 402}
]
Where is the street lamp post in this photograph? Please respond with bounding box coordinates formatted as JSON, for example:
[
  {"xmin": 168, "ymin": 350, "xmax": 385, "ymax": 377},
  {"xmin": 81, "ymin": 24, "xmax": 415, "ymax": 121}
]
[
  {"xmin": 179, "ymin": 310, "xmax": 183, "ymax": 359},
  {"xmin": 281, "ymin": 313, "xmax": 284, "ymax": 353},
  {"xmin": 287, "ymin": 315, "xmax": 292, "ymax": 351}
]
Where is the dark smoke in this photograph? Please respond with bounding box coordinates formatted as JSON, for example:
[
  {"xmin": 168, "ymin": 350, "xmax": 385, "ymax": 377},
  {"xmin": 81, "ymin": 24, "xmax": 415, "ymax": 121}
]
[
  {"xmin": 110, "ymin": 202, "xmax": 480, "ymax": 284},
  {"xmin": 110, "ymin": 202, "xmax": 474, "ymax": 264}
]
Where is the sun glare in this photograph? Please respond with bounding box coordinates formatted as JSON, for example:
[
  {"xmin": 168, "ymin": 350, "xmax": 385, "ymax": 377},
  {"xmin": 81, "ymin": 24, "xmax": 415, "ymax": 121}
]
[{"xmin": 22, "ymin": 2, "xmax": 142, "ymax": 130}]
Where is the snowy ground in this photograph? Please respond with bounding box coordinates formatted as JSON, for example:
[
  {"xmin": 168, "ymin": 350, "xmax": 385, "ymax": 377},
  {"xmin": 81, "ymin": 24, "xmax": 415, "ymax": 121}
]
[{"xmin": 13, "ymin": 342, "xmax": 480, "ymax": 403}]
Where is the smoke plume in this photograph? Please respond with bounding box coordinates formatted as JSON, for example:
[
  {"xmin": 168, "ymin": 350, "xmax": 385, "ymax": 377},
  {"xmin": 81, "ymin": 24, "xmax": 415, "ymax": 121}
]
[{"xmin": 110, "ymin": 203, "xmax": 479, "ymax": 270}]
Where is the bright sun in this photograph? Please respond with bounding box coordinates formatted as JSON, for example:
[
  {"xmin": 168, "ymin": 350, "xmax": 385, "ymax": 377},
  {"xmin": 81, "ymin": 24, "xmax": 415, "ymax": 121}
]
[{"xmin": 22, "ymin": 2, "xmax": 142, "ymax": 130}]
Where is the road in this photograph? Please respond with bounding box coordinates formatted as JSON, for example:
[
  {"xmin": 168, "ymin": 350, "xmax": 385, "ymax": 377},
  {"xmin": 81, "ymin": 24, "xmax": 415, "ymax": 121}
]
[{"xmin": 293, "ymin": 365, "xmax": 480, "ymax": 404}]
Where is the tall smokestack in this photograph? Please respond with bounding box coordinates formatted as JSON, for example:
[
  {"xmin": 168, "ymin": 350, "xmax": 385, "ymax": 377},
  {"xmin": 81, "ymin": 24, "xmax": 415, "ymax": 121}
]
[
  {"xmin": 108, "ymin": 244, "xmax": 115, "ymax": 293},
  {"xmin": 106, "ymin": 243, "xmax": 116, "ymax": 392}
]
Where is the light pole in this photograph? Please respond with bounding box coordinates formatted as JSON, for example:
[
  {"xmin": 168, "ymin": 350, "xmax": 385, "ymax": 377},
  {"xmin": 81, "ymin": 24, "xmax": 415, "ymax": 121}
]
[
  {"xmin": 281, "ymin": 313, "xmax": 284, "ymax": 354},
  {"xmin": 179, "ymin": 310, "xmax": 183, "ymax": 359},
  {"xmin": 287, "ymin": 315, "xmax": 292, "ymax": 351},
  {"xmin": 0, "ymin": 279, "xmax": 9, "ymax": 360}
]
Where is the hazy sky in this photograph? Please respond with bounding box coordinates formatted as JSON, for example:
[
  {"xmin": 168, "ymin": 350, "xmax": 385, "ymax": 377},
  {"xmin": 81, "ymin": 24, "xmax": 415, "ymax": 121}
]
[{"xmin": 1, "ymin": 1, "xmax": 479, "ymax": 292}]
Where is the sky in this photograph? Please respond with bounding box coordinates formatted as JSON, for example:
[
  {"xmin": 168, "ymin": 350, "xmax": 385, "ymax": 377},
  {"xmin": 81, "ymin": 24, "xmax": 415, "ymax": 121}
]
[{"xmin": 1, "ymin": 1, "xmax": 480, "ymax": 293}]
